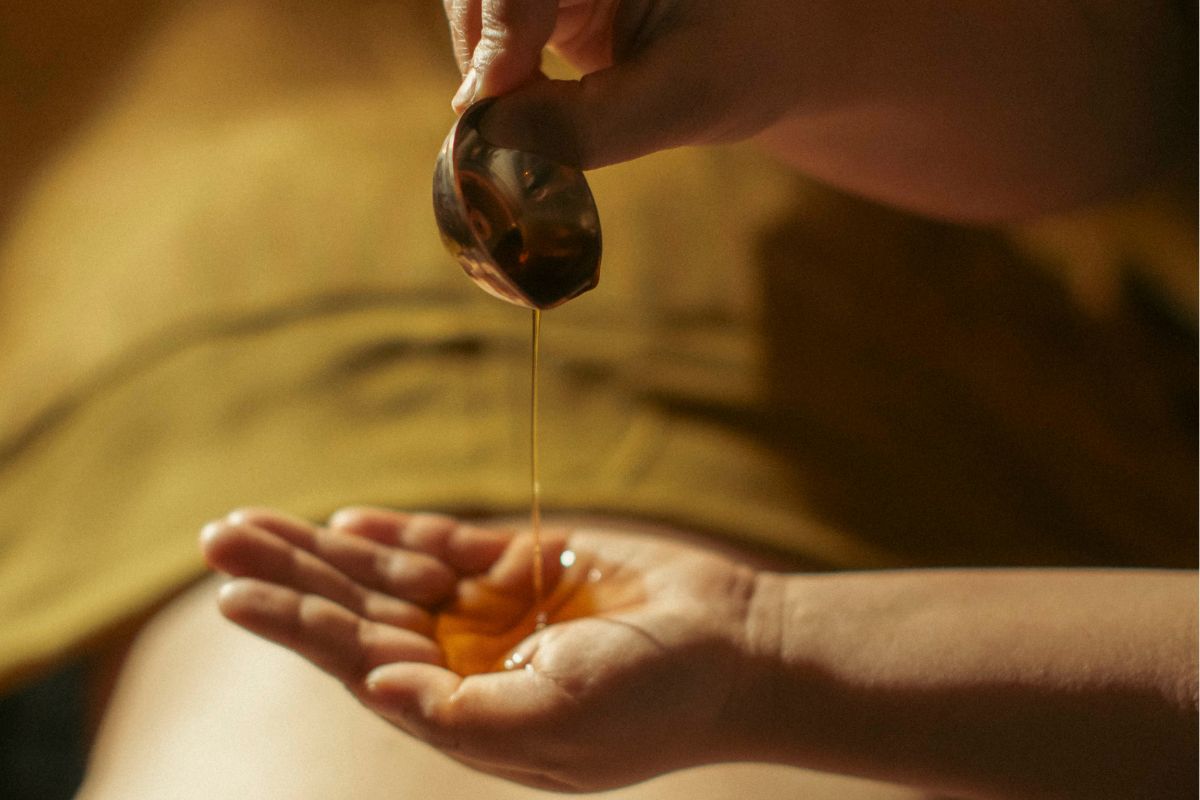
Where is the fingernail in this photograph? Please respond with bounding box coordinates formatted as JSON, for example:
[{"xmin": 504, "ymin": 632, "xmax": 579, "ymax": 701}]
[
  {"xmin": 452, "ymin": 67, "xmax": 479, "ymax": 113},
  {"xmin": 365, "ymin": 666, "xmax": 396, "ymax": 695},
  {"xmin": 199, "ymin": 520, "xmax": 224, "ymax": 545}
]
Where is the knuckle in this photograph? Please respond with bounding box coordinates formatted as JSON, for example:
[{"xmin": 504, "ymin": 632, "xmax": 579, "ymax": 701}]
[
  {"xmin": 377, "ymin": 550, "xmax": 408, "ymax": 585},
  {"xmin": 405, "ymin": 513, "xmax": 456, "ymax": 552},
  {"xmin": 446, "ymin": 0, "xmax": 473, "ymax": 23},
  {"xmin": 478, "ymin": 0, "xmax": 553, "ymax": 53},
  {"xmin": 479, "ymin": 0, "xmax": 518, "ymax": 30}
]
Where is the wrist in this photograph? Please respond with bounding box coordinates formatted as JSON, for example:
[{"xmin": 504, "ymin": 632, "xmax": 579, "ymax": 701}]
[
  {"xmin": 720, "ymin": 569, "xmax": 829, "ymax": 764},
  {"xmin": 722, "ymin": 570, "xmax": 886, "ymax": 774}
]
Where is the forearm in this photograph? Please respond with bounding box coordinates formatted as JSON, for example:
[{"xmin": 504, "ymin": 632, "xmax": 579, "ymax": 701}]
[
  {"xmin": 733, "ymin": 568, "xmax": 1198, "ymax": 799},
  {"xmin": 757, "ymin": 1, "xmax": 1192, "ymax": 221}
]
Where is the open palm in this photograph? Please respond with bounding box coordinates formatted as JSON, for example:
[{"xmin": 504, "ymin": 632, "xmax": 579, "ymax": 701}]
[{"xmin": 201, "ymin": 507, "xmax": 762, "ymax": 792}]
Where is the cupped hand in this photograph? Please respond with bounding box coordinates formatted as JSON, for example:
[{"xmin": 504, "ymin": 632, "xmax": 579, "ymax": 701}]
[
  {"xmin": 445, "ymin": 0, "xmax": 811, "ymax": 168},
  {"xmin": 200, "ymin": 508, "xmax": 766, "ymax": 792}
]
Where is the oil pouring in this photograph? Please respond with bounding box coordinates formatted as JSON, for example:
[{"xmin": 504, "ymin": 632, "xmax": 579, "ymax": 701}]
[{"xmin": 433, "ymin": 99, "xmax": 602, "ymax": 631}]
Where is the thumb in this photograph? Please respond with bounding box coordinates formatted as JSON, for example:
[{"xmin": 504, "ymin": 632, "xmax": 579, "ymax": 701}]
[{"xmin": 477, "ymin": 34, "xmax": 734, "ymax": 169}]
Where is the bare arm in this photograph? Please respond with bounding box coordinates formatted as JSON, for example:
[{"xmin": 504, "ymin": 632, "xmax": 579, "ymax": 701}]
[
  {"xmin": 734, "ymin": 568, "xmax": 1199, "ymax": 799},
  {"xmin": 453, "ymin": 0, "xmax": 1193, "ymax": 220},
  {"xmin": 752, "ymin": 3, "xmax": 1195, "ymax": 220},
  {"xmin": 202, "ymin": 509, "xmax": 1197, "ymax": 798}
]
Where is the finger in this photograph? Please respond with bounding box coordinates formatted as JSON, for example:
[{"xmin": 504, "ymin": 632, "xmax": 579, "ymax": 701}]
[
  {"xmin": 485, "ymin": 529, "xmax": 568, "ymax": 598},
  {"xmin": 362, "ymin": 662, "xmax": 524, "ymax": 739},
  {"xmin": 478, "ymin": 32, "xmax": 750, "ymax": 169},
  {"xmin": 545, "ymin": 0, "xmax": 617, "ymax": 75},
  {"xmin": 224, "ymin": 509, "xmax": 456, "ymax": 605},
  {"xmin": 453, "ymin": 0, "xmax": 559, "ymax": 112},
  {"xmin": 364, "ymin": 659, "xmax": 574, "ymax": 756},
  {"xmin": 201, "ymin": 520, "xmax": 433, "ymax": 633},
  {"xmin": 328, "ymin": 508, "xmax": 512, "ymax": 575},
  {"xmin": 445, "ymin": 0, "xmax": 482, "ymax": 74},
  {"xmin": 218, "ymin": 579, "xmax": 443, "ymax": 685},
  {"xmin": 360, "ymin": 662, "xmax": 480, "ymax": 758}
]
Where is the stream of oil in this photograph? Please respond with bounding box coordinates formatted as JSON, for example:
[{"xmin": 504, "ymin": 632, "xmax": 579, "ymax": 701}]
[{"xmin": 530, "ymin": 308, "xmax": 546, "ymax": 627}]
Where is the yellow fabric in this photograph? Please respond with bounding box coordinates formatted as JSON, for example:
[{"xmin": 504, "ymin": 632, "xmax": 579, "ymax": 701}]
[{"xmin": 0, "ymin": 1, "xmax": 1194, "ymax": 693}]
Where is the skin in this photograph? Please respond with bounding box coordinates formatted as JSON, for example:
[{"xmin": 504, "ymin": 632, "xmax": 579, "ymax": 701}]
[
  {"xmin": 201, "ymin": 507, "xmax": 1198, "ymax": 799},
  {"xmin": 445, "ymin": 0, "xmax": 1193, "ymax": 220},
  {"xmin": 201, "ymin": 508, "xmax": 761, "ymax": 792}
]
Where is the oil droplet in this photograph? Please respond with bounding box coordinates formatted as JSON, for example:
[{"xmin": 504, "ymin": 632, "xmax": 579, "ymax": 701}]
[
  {"xmin": 503, "ymin": 650, "xmax": 525, "ymax": 670},
  {"xmin": 559, "ymin": 549, "xmax": 576, "ymax": 568}
]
